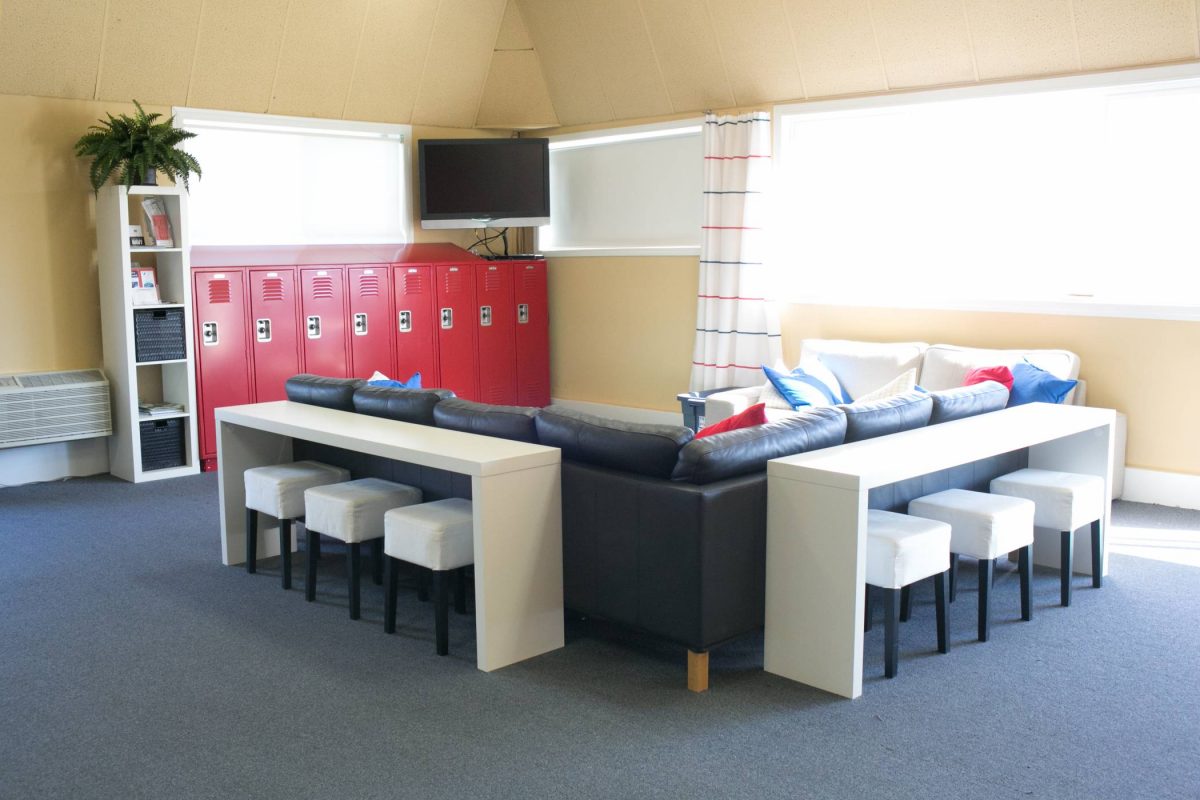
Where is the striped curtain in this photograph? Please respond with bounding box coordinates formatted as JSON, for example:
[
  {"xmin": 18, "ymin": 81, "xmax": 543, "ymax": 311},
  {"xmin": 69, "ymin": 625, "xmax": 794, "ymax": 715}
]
[{"xmin": 689, "ymin": 111, "xmax": 781, "ymax": 391}]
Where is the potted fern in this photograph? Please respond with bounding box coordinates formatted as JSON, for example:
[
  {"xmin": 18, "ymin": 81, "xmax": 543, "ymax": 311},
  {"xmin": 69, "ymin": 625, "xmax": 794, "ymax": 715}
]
[{"xmin": 74, "ymin": 101, "xmax": 202, "ymax": 193}]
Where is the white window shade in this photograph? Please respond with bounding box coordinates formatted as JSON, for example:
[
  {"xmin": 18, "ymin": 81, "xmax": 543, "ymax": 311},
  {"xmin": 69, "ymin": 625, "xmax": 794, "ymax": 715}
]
[
  {"xmin": 540, "ymin": 125, "xmax": 703, "ymax": 254},
  {"xmin": 175, "ymin": 109, "xmax": 410, "ymax": 246}
]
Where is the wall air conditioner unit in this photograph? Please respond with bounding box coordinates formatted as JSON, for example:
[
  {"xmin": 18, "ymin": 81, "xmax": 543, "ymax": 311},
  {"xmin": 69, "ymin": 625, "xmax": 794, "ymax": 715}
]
[{"xmin": 0, "ymin": 369, "xmax": 112, "ymax": 449}]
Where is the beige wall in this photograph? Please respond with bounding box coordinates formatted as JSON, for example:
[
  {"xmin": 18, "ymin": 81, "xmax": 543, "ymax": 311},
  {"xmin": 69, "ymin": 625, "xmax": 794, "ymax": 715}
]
[{"xmin": 0, "ymin": 92, "xmax": 499, "ymax": 375}]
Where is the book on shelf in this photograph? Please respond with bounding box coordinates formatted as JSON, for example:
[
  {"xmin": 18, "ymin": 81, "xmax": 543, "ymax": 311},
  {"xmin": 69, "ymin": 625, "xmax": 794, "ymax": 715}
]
[
  {"xmin": 138, "ymin": 401, "xmax": 184, "ymax": 417},
  {"xmin": 131, "ymin": 266, "xmax": 161, "ymax": 305},
  {"xmin": 141, "ymin": 197, "xmax": 174, "ymax": 248}
]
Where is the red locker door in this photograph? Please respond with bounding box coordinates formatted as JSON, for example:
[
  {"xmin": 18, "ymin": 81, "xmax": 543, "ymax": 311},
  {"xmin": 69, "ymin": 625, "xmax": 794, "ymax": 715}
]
[
  {"xmin": 249, "ymin": 269, "xmax": 300, "ymax": 402},
  {"xmin": 474, "ymin": 262, "xmax": 517, "ymax": 405},
  {"xmin": 193, "ymin": 269, "xmax": 251, "ymax": 460},
  {"xmin": 434, "ymin": 263, "xmax": 478, "ymax": 400},
  {"xmin": 513, "ymin": 260, "xmax": 551, "ymax": 406},
  {"xmin": 299, "ymin": 267, "xmax": 348, "ymax": 378},
  {"xmin": 392, "ymin": 264, "xmax": 440, "ymax": 389},
  {"xmin": 347, "ymin": 266, "xmax": 393, "ymax": 380}
]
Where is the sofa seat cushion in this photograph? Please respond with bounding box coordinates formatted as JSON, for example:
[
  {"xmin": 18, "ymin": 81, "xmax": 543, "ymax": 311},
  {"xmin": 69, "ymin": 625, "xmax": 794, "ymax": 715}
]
[
  {"xmin": 352, "ymin": 385, "xmax": 454, "ymax": 425},
  {"xmin": 672, "ymin": 406, "xmax": 847, "ymax": 484},
  {"xmin": 537, "ymin": 407, "xmax": 694, "ymax": 479},
  {"xmin": 285, "ymin": 374, "xmax": 366, "ymax": 411},
  {"xmin": 839, "ymin": 390, "xmax": 933, "ymax": 443},
  {"xmin": 928, "ymin": 381, "xmax": 1010, "ymax": 424},
  {"xmin": 799, "ymin": 339, "xmax": 928, "ymax": 401},
  {"xmin": 434, "ymin": 398, "xmax": 540, "ymax": 442},
  {"xmin": 918, "ymin": 345, "xmax": 1079, "ymax": 394}
]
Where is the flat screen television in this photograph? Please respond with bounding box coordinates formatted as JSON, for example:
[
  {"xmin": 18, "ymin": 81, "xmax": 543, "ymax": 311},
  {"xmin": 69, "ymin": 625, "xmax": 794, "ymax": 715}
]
[{"xmin": 418, "ymin": 138, "xmax": 550, "ymax": 229}]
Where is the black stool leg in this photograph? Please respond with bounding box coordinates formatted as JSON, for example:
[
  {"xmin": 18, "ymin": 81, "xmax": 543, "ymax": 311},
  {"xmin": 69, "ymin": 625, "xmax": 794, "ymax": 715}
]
[
  {"xmin": 864, "ymin": 585, "xmax": 873, "ymax": 632},
  {"xmin": 1060, "ymin": 529, "xmax": 1074, "ymax": 607},
  {"xmin": 433, "ymin": 570, "xmax": 449, "ymax": 656},
  {"xmin": 305, "ymin": 529, "xmax": 319, "ymax": 602},
  {"xmin": 899, "ymin": 585, "xmax": 912, "ymax": 622},
  {"xmin": 279, "ymin": 519, "xmax": 292, "ymax": 590},
  {"xmin": 245, "ymin": 508, "xmax": 258, "ymax": 574},
  {"xmin": 883, "ymin": 588, "xmax": 900, "ymax": 678},
  {"xmin": 1019, "ymin": 544, "xmax": 1033, "ymax": 621},
  {"xmin": 417, "ymin": 568, "xmax": 430, "ymax": 602},
  {"xmin": 454, "ymin": 567, "xmax": 468, "ymax": 614},
  {"xmin": 934, "ymin": 570, "xmax": 949, "ymax": 654},
  {"xmin": 1091, "ymin": 518, "xmax": 1104, "ymax": 588},
  {"xmin": 384, "ymin": 556, "xmax": 399, "ymax": 634},
  {"xmin": 949, "ymin": 554, "xmax": 959, "ymax": 603},
  {"xmin": 371, "ymin": 539, "xmax": 384, "ymax": 586},
  {"xmin": 349, "ymin": 542, "xmax": 362, "ymax": 620},
  {"xmin": 978, "ymin": 558, "xmax": 993, "ymax": 642}
]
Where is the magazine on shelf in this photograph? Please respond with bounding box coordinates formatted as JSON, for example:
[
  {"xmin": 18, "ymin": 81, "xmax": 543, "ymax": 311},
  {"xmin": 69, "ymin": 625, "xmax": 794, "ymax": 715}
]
[
  {"xmin": 138, "ymin": 401, "xmax": 184, "ymax": 417},
  {"xmin": 131, "ymin": 266, "xmax": 161, "ymax": 305},
  {"xmin": 141, "ymin": 197, "xmax": 174, "ymax": 248}
]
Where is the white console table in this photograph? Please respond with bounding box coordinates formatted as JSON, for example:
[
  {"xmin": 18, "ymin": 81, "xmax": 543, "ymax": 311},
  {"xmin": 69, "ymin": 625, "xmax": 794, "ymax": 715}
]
[
  {"xmin": 214, "ymin": 401, "xmax": 563, "ymax": 673},
  {"xmin": 764, "ymin": 403, "xmax": 1116, "ymax": 699}
]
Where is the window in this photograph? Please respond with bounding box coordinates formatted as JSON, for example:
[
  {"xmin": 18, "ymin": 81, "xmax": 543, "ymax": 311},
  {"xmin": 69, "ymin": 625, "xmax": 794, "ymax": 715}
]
[
  {"xmin": 774, "ymin": 64, "xmax": 1200, "ymax": 319},
  {"xmin": 174, "ymin": 108, "xmax": 410, "ymax": 246},
  {"xmin": 539, "ymin": 121, "xmax": 703, "ymax": 256}
]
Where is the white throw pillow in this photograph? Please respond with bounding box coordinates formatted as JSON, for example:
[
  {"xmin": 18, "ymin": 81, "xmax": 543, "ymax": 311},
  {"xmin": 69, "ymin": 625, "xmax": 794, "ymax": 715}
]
[{"xmin": 853, "ymin": 368, "xmax": 917, "ymax": 403}]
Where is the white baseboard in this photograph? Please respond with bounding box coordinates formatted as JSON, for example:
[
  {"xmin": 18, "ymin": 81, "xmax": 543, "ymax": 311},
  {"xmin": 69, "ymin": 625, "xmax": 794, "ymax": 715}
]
[
  {"xmin": 1121, "ymin": 468, "xmax": 1200, "ymax": 510},
  {"xmin": 549, "ymin": 397, "xmax": 680, "ymax": 426},
  {"xmin": 0, "ymin": 438, "xmax": 110, "ymax": 487}
]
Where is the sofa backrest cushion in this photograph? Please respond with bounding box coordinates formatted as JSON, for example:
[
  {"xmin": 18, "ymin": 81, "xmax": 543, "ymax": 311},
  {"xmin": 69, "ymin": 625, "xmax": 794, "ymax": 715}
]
[
  {"xmin": 285, "ymin": 374, "xmax": 365, "ymax": 411},
  {"xmin": 671, "ymin": 406, "xmax": 847, "ymax": 484},
  {"xmin": 918, "ymin": 344, "xmax": 1080, "ymax": 396},
  {"xmin": 536, "ymin": 406, "xmax": 693, "ymax": 479},
  {"xmin": 840, "ymin": 390, "xmax": 933, "ymax": 443},
  {"xmin": 434, "ymin": 398, "xmax": 540, "ymax": 443},
  {"xmin": 799, "ymin": 339, "xmax": 929, "ymax": 402},
  {"xmin": 928, "ymin": 381, "xmax": 1010, "ymax": 425},
  {"xmin": 352, "ymin": 385, "xmax": 454, "ymax": 425}
]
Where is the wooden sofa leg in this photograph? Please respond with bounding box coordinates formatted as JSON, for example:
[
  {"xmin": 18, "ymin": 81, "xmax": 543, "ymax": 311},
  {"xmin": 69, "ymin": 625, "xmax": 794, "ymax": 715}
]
[{"xmin": 687, "ymin": 650, "xmax": 709, "ymax": 693}]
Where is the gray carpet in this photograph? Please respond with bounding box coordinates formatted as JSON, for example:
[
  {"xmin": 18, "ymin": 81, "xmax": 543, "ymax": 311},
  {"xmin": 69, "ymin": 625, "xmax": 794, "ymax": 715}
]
[{"xmin": 2, "ymin": 474, "xmax": 1198, "ymax": 799}]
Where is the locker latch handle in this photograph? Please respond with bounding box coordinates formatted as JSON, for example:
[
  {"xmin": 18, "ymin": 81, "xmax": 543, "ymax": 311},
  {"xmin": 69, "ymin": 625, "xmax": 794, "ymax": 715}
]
[
  {"xmin": 307, "ymin": 315, "xmax": 321, "ymax": 339},
  {"xmin": 398, "ymin": 310, "xmax": 412, "ymax": 333},
  {"xmin": 202, "ymin": 321, "xmax": 218, "ymax": 346},
  {"xmin": 440, "ymin": 308, "xmax": 453, "ymax": 329},
  {"xmin": 354, "ymin": 313, "xmax": 368, "ymax": 335},
  {"xmin": 256, "ymin": 318, "xmax": 271, "ymax": 343},
  {"xmin": 518, "ymin": 304, "xmax": 529, "ymax": 324},
  {"xmin": 480, "ymin": 305, "xmax": 492, "ymax": 327}
]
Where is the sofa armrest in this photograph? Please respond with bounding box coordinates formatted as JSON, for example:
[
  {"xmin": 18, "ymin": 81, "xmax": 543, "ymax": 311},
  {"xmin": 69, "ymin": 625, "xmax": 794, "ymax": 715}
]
[{"xmin": 702, "ymin": 386, "xmax": 763, "ymax": 426}]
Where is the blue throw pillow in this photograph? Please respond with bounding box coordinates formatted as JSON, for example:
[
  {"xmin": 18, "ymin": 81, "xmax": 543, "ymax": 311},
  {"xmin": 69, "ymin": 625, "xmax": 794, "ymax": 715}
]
[
  {"xmin": 1008, "ymin": 362, "xmax": 1076, "ymax": 406},
  {"xmin": 368, "ymin": 371, "xmax": 422, "ymax": 390},
  {"xmin": 762, "ymin": 364, "xmax": 841, "ymax": 410}
]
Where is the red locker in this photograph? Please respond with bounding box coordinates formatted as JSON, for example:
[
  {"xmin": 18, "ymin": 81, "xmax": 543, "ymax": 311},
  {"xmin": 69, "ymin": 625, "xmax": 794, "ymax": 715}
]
[
  {"xmin": 392, "ymin": 264, "xmax": 440, "ymax": 389},
  {"xmin": 513, "ymin": 260, "xmax": 551, "ymax": 406},
  {"xmin": 299, "ymin": 267, "xmax": 348, "ymax": 378},
  {"xmin": 193, "ymin": 270, "xmax": 252, "ymax": 460},
  {"xmin": 346, "ymin": 266, "xmax": 393, "ymax": 380},
  {"xmin": 434, "ymin": 263, "xmax": 478, "ymax": 400},
  {"xmin": 474, "ymin": 262, "xmax": 517, "ymax": 405},
  {"xmin": 249, "ymin": 268, "xmax": 300, "ymax": 402}
]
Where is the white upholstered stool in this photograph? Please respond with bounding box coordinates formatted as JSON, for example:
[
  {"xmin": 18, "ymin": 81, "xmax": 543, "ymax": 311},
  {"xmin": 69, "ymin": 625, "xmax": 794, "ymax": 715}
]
[
  {"xmin": 864, "ymin": 510, "xmax": 952, "ymax": 678},
  {"xmin": 908, "ymin": 489, "xmax": 1035, "ymax": 642},
  {"xmin": 244, "ymin": 460, "xmax": 350, "ymax": 589},
  {"xmin": 303, "ymin": 478, "xmax": 423, "ymax": 619},
  {"xmin": 383, "ymin": 498, "xmax": 474, "ymax": 656},
  {"xmin": 990, "ymin": 468, "xmax": 1106, "ymax": 607}
]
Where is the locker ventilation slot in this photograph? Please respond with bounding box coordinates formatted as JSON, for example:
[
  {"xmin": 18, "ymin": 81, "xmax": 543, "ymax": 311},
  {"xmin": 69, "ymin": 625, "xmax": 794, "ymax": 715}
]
[
  {"xmin": 208, "ymin": 279, "xmax": 231, "ymax": 304},
  {"xmin": 484, "ymin": 273, "xmax": 503, "ymax": 292},
  {"xmin": 261, "ymin": 277, "xmax": 285, "ymax": 301},
  {"xmin": 359, "ymin": 275, "xmax": 381, "ymax": 296},
  {"xmin": 403, "ymin": 274, "xmax": 427, "ymax": 294},
  {"xmin": 311, "ymin": 276, "xmax": 335, "ymax": 299},
  {"xmin": 442, "ymin": 272, "xmax": 464, "ymax": 293},
  {"xmin": 521, "ymin": 271, "xmax": 541, "ymax": 290}
]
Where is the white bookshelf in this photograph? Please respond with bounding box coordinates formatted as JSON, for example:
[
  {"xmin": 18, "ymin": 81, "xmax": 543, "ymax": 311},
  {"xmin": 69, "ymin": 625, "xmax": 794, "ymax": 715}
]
[{"xmin": 97, "ymin": 185, "xmax": 200, "ymax": 482}]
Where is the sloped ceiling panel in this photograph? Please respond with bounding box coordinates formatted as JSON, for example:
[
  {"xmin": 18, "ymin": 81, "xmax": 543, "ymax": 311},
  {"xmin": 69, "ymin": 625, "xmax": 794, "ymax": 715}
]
[
  {"xmin": 476, "ymin": 50, "xmax": 558, "ymax": 128},
  {"xmin": 869, "ymin": 0, "xmax": 976, "ymax": 89},
  {"xmin": 639, "ymin": 0, "xmax": 734, "ymax": 111},
  {"xmin": 0, "ymin": 0, "xmax": 107, "ymax": 100},
  {"xmin": 343, "ymin": 0, "xmax": 440, "ymax": 123},
  {"xmin": 269, "ymin": 0, "xmax": 368, "ymax": 118},
  {"xmin": 188, "ymin": 0, "xmax": 288, "ymax": 112},
  {"xmin": 964, "ymin": 0, "xmax": 1079, "ymax": 80},
  {"xmin": 96, "ymin": 0, "xmax": 203, "ymax": 106},
  {"xmin": 784, "ymin": 0, "xmax": 886, "ymax": 98},
  {"xmin": 516, "ymin": 0, "xmax": 614, "ymax": 126},
  {"xmin": 574, "ymin": 0, "xmax": 673, "ymax": 120},
  {"xmin": 1073, "ymin": 0, "xmax": 1199, "ymax": 70},
  {"xmin": 495, "ymin": 0, "xmax": 533, "ymax": 49},
  {"xmin": 411, "ymin": 0, "xmax": 508, "ymax": 128},
  {"xmin": 708, "ymin": 0, "xmax": 804, "ymax": 107}
]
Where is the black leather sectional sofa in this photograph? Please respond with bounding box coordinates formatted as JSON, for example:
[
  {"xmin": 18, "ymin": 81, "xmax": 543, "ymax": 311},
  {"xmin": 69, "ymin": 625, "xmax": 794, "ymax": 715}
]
[{"xmin": 281, "ymin": 374, "xmax": 1020, "ymax": 691}]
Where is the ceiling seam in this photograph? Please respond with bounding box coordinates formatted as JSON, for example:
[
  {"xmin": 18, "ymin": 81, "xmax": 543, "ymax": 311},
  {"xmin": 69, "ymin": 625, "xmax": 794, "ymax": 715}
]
[
  {"xmin": 92, "ymin": 0, "xmax": 112, "ymax": 100},
  {"xmin": 341, "ymin": 0, "xmax": 373, "ymax": 119},
  {"xmin": 864, "ymin": 0, "xmax": 892, "ymax": 91},
  {"xmin": 960, "ymin": 0, "xmax": 980, "ymax": 83},
  {"xmin": 1193, "ymin": 0, "xmax": 1200, "ymax": 56},
  {"xmin": 472, "ymin": 0, "xmax": 512, "ymax": 128},
  {"xmin": 778, "ymin": 0, "xmax": 808, "ymax": 101},
  {"xmin": 409, "ymin": 0, "xmax": 445, "ymax": 125},
  {"xmin": 183, "ymin": 0, "xmax": 207, "ymax": 108},
  {"xmin": 266, "ymin": 0, "xmax": 294, "ymax": 114},
  {"xmin": 1066, "ymin": 0, "xmax": 1083, "ymax": 71},
  {"xmin": 636, "ymin": 0, "xmax": 674, "ymax": 115},
  {"xmin": 702, "ymin": 0, "xmax": 738, "ymax": 109}
]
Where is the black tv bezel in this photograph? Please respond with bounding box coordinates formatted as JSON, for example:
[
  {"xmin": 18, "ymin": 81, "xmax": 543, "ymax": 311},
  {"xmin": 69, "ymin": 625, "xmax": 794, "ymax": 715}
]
[{"xmin": 417, "ymin": 137, "xmax": 550, "ymax": 225}]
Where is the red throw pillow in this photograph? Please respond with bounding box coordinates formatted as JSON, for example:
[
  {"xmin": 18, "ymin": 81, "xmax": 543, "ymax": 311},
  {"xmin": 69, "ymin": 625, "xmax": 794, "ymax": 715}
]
[
  {"xmin": 963, "ymin": 365, "xmax": 1014, "ymax": 391},
  {"xmin": 695, "ymin": 402, "xmax": 768, "ymax": 439}
]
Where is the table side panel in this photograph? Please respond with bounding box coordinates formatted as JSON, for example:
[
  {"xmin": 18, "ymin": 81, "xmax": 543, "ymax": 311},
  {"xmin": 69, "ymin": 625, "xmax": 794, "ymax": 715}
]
[
  {"xmin": 1028, "ymin": 424, "xmax": 1114, "ymax": 577},
  {"xmin": 217, "ymin": 421, "xmax": 293, "ymax": 566}
]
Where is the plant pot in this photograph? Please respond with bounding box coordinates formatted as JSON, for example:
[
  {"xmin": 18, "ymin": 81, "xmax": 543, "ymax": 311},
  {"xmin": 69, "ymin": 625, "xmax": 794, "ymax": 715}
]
[{"xmin": 141, "ymin": 168, "xmax": 157, "ymax": 186}]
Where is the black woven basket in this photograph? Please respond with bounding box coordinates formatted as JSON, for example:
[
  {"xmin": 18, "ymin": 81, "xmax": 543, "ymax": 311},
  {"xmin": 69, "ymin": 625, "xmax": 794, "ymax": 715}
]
[
  {"xmin": 134, "ymin": 308, "xmax": 186, "ymax": 362},
  {"xmin": 140, "ymin": 417, "xmax": 185, "ymax": 471}
]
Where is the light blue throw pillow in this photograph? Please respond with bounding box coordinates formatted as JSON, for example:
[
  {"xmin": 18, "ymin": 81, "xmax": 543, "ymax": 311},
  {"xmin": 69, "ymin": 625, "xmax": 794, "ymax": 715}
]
[
  {"xmin": 762, "ymin": 363, "xmax": 846, "ymax": 410},
  {"xmin": 1008, "ymin": 362, "xmax": 1076, "ymax": 406}
]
